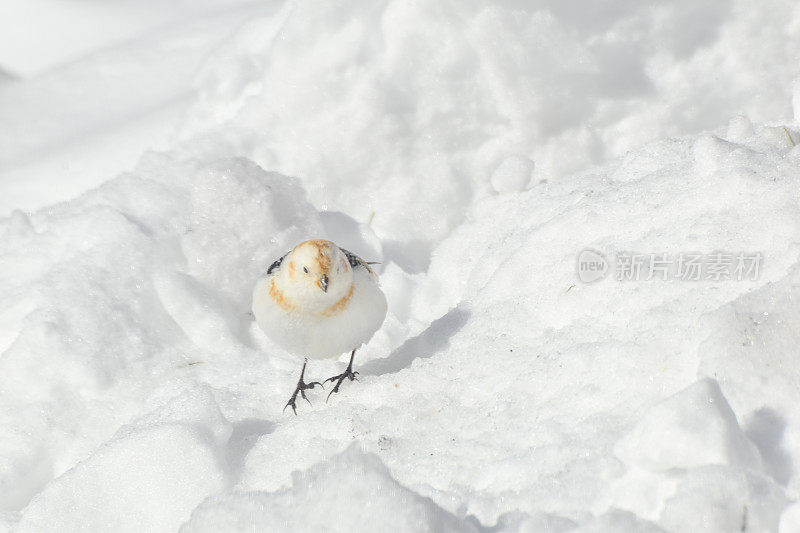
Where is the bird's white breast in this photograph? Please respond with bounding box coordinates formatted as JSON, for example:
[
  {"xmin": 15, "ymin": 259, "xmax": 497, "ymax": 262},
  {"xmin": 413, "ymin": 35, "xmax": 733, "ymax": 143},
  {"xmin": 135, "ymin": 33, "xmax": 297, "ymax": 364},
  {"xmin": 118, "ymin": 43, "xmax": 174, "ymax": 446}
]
[{"xmin": 252, "ymin": 268, "xmax": 387, "ymax": 359}]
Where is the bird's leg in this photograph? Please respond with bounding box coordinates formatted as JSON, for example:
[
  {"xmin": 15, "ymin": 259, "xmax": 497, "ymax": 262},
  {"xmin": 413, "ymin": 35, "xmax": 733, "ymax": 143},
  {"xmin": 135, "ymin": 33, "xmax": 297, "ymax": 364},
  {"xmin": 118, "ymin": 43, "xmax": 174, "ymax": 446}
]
[
  {"xmin": 283, "ymin": 359, "xmax": 323, "ymax": 415},
  {"xmin": 324, "ymin": 349, "xmax": 359, "ymax": 401}
]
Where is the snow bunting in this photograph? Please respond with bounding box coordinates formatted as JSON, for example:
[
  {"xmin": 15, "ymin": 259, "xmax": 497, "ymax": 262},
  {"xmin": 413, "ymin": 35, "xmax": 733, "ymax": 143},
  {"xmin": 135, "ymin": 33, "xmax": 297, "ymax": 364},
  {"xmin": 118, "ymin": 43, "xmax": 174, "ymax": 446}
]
[{"xmin": 252, "ymin": 239, "xmax": 387, "ymax": 414}]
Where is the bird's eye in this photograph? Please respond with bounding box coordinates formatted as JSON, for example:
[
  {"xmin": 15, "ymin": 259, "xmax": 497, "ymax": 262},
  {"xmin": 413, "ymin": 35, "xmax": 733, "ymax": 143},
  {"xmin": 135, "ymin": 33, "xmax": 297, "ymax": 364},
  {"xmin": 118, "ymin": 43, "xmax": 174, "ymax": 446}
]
[{"xmin": 303, "ymin": 266, "xmax": 309, "ymax": 273}]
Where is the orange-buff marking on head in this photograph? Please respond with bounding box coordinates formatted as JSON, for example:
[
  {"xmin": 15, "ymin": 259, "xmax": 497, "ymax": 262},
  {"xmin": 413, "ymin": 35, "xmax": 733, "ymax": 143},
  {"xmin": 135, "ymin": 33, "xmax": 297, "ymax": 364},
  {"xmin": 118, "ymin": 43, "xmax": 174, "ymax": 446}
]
[
  {"xmin": 315, "ymin": 245, "xmax": 332, "ymax": 273},
  {"xmin": 295, "ymin": 240, "xmax": 333, "ymax": 274}
]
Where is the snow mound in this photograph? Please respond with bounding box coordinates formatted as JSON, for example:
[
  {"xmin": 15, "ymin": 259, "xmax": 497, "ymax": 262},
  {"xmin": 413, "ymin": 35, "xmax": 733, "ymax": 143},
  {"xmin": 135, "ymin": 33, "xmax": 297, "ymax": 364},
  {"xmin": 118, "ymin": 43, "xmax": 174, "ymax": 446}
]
[
  {"xmin": 17, "ymin": 387, "xmax": 230, "ymax": 532},
  {"xmin": 180, "ymin": 444, "xmax": 475, "ymax": 533},
  {"xmin": 659, "ymin": 466, "xmax": 787, "ymax": 533},
  {"xmin": 780, "ymin": 501, "xmax": 800, "ymax": 533},
  {"xmin": 697, "ymin": 263, "xmax": 800, "ymax": 496},
  {"xmin": 615, "ymin": 378, "xmax": 761, "ymax": 472},
  {"xmin": 607, "ymin": 379, "xmax": 789, "ymax": 530},
  {"xmin": 490, "ymin": 155, "xmax": 535, "ymax": 194},
  {"xmin": 178, "ymin": 0, "xmax": 800, "ymax": 248},
  {"xmin": 0, "ymin": 153, "xmax": 330, "ymax": 515}
]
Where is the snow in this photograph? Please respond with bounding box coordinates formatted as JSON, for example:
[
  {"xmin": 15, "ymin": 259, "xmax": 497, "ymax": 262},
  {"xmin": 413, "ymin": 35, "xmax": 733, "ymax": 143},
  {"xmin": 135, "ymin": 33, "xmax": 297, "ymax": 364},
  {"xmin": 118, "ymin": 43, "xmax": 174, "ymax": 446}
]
[
  {"xmin": 2, "ymin": 1, "xmax": 800, "ymax": 532},
  {"xmin": 181, "ymin": 444, "xmax": 476, "ymax": 533},
  {"xmin": 782, "ymin": 503, "xmax": 800, "ymax": 533},
  {"xmin": 0, "ymin": 0, "xmax": 282, "ymax": 216},
  {"xmin": 614, "ymin": 379, "xmax": 762, "ymax": 473},
  {"xmin": 17, "ymin": 388, "xmax": 230, "ymax": 533},
  {"xmin": 491, "ymin": 156, "xmax": 536, "ymax": 194}
]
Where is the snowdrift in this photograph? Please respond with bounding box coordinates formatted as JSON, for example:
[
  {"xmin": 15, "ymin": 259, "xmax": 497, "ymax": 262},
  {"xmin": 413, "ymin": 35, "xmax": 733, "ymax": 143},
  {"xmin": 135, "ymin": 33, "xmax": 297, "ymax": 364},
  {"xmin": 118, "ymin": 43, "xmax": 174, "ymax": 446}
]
[{"xmin": 2, "ymin": 0, "xmax": 800, "ymax": 531}]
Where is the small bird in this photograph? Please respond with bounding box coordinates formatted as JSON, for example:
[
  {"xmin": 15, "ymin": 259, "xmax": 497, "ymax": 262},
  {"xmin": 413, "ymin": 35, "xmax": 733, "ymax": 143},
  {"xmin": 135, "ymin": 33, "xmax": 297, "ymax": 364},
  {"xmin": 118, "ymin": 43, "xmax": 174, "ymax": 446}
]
[{"xmin": 252, "ymin": 239, "xmax": 387, "ymax": 414}]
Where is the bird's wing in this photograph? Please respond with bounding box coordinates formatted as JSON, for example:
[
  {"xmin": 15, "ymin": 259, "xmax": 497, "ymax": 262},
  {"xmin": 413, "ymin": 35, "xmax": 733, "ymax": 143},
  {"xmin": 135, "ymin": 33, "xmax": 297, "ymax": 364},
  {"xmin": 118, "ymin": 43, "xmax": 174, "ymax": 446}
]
[
  {"xmin": 340, "ymin": 247, "xmax": 378, "ymax": 278},
  {"xmin": 266, "ymin": 250, "xmax": 290, "ymax": 276}
]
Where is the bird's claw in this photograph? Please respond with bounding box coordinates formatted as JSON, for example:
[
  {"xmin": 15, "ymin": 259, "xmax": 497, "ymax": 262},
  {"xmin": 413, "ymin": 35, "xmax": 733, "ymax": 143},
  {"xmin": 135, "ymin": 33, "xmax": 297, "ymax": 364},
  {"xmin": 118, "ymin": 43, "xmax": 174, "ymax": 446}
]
[
  {"xmin": 283, "ymin": 386, "xmax": 312, "ymax": 415},
  {"xmin": 283, "ymin": 370, "xmax": 323, "ymax": 415},
  {"xmin": 323, "ymin": 371, "xmax": 358, "ymax": 386},
  {"xmin": 298, "ymin": 381, "xmax": 324, "ymax": 405},
  {"xmin": 285, "ymin": 351, "xmax": 360, "ymax": 411},
  {"xmin": 324, "ymin": 368, "xmax": 359, "ymax": 402},
  {"xmin": 283, "ymin": 398, "xmax": 298, "ymax": 415}
]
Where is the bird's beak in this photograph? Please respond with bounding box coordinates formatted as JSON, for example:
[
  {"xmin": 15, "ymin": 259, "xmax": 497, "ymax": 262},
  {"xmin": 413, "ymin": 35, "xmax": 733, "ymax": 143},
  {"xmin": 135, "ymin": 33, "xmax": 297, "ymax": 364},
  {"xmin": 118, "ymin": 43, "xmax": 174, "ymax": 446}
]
[{"xmin": 318, "ymin": 275, "xmax": 329, "ymax": 292}]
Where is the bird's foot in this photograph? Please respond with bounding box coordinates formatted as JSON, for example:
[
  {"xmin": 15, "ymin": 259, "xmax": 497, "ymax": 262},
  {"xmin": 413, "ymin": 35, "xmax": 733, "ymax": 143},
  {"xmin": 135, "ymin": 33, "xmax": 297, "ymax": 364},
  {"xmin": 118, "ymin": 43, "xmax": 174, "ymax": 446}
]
[
  {"xmin": 324, "ymin": 365, "xmax": 359, "ymax": 402},
  {"xmin": 283, "ymin": 361, "xmax": 323, "ymax": 415}
]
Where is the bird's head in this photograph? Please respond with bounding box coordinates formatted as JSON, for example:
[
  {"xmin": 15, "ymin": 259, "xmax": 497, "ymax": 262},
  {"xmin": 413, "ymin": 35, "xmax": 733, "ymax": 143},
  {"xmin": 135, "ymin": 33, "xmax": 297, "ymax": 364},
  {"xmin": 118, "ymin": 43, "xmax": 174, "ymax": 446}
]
[{"xmin": 278, "ymin": 240, "xmax": 353, "ymax": 306}]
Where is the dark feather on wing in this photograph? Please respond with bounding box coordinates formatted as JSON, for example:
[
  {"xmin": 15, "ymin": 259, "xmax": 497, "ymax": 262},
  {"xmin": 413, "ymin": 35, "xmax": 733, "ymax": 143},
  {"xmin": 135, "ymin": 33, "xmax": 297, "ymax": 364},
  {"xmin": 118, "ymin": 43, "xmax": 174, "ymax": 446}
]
[{"xmin": 266, "ymin": 252, "xmax": 289, "ymax": 275}]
